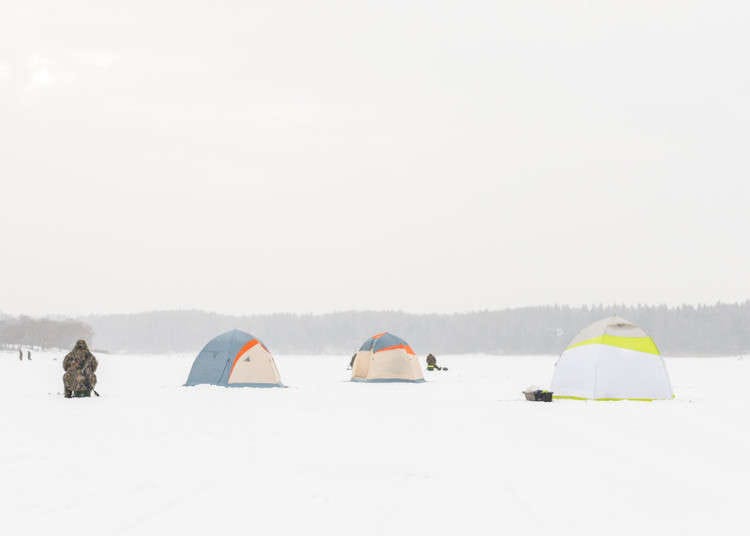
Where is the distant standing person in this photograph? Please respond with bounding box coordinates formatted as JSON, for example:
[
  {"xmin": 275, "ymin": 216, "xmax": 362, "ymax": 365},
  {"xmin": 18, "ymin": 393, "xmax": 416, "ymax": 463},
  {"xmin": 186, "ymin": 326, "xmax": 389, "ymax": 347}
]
[
  {"xmin": 63, "ymin": 340, "xmax": 98, "ymax": 398},
  {"xmin": 18, "ymin": 348, "xmax": 23, "ymax": 361},
  {"xmin": 27, "ymin": 350, "xmax": 31, "ymax": 361}
]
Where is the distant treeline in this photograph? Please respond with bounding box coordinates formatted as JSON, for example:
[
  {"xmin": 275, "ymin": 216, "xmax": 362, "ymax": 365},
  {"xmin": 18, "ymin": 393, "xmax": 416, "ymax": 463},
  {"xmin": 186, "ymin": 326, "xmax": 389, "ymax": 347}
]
[
  {"xmin": 81, "ymin": 303, "xmax": 750, "ymax": 356},
  {"xmin": 0, "ymin": 316, "xmax": 94, "ymax": 350}
]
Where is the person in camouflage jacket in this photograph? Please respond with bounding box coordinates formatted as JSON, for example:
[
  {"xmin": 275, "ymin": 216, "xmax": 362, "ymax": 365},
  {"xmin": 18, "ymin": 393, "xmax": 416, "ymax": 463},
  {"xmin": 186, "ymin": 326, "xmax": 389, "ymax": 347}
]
[
  {"xmin": 426, "ymin": 353, "xmax": 446, "ymax": 371},
  {"xmin": 63, "ymin": 340, "xmax": 98, "ymax": 398}
]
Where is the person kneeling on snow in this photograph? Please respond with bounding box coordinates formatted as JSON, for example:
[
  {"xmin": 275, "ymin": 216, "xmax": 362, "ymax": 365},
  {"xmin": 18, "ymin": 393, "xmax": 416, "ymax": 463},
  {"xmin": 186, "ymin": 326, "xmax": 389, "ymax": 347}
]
[
  {"xmin": 63, "ymin": 340, "xmax": 98, "ymax": 398},
  {"xmin": 426, "ymin": 353, "xmax": 446, "ymax": 371}
]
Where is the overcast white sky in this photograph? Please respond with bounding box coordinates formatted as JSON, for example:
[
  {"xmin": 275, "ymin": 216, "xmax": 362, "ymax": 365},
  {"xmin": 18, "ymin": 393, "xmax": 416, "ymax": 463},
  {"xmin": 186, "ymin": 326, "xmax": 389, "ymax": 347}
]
[{"xmin": 1, "ymin": 1, "xmax": 749, "ymax": 316}]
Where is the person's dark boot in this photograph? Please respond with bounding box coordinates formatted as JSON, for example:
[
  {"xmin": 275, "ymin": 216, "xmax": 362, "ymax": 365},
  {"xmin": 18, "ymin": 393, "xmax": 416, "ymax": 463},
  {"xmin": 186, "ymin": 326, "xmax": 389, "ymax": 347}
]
[
  {"xmin": 73, "ymin": 390, "xmax": 91, "ymax": 398},
  {"xmin": 64, "ymin": 389, "xmax": 72, "ymax": 398}
]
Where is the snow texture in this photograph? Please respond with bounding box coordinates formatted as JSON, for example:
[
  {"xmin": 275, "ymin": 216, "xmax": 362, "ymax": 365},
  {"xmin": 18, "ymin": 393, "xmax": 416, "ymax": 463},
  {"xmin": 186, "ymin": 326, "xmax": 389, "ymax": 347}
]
[{"xmin": 1, "ymin": 351, "xmax": 747, "ymax": 535}]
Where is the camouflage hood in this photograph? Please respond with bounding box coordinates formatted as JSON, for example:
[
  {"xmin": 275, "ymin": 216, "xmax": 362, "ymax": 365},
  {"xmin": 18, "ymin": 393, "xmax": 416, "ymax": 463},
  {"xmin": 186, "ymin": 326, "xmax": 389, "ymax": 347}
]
[{"xmin": 63, "ymin": 340, "xmax": 97, "ymax": 375}]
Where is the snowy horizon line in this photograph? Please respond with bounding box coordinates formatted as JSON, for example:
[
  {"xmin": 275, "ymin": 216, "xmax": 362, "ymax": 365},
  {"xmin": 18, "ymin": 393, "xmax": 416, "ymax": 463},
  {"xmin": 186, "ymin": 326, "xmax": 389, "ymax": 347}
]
[{"xmin": 3, "ymin": 299, "xmax": 750, "ymax": 321}]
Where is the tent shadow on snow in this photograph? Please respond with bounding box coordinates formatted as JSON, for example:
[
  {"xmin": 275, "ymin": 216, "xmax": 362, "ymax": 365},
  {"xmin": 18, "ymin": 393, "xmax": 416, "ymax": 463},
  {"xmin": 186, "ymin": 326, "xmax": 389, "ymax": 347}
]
[{"xmin": 185, "ymin": 329, "xmax": 284, "ymax": 388}]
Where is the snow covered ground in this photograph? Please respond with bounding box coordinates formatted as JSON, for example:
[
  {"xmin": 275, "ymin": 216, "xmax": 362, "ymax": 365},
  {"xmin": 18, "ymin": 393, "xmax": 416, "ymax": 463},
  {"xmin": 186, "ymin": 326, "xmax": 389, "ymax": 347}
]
[{"xmin": 1, "ymin": 351, "xmax": 748, "ymax": 535}]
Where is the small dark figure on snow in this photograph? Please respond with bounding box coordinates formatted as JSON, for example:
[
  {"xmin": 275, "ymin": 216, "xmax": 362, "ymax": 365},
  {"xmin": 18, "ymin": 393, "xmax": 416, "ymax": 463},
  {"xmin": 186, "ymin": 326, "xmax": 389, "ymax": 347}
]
[
  {"xmin": 426, "ymin": 354, "xmax": 446, "ymax": 371},
  {"xmin": 63, "ymin": 340, "xmax": 98, "ymax": 398},
  {"xmin": 348, "ymin": 353, "xmax": 356, "ymax": 369},
  {"xmin": 27, "ymin": 350, "xmax": 31, "ymax": 361},
  {"xmin": 18, "ymin": 348, "xmax": 23, "ymax": 361}
]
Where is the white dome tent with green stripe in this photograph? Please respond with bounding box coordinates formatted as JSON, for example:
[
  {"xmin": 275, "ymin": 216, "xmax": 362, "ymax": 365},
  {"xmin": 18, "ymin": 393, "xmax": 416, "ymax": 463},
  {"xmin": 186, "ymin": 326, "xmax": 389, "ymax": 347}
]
[{"xmin": 550, "ymin": 316, "xmax": 674, "ymax": 401}]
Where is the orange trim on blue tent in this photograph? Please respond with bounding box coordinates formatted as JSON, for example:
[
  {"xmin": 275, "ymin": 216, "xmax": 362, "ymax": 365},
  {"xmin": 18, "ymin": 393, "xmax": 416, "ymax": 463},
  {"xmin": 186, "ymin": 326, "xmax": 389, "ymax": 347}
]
[
  {"xmin": 228, "ymin": 339, "xmax": 260, "ymax": 379},
  {"xmin": 375, "ymin": 344, "xmax": 415, "ymax": 355}
]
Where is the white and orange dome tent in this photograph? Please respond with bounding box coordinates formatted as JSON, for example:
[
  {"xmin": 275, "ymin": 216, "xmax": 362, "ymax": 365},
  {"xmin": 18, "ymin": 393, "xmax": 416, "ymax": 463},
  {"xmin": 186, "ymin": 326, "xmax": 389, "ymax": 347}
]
[
  {"xmin": 185, "ymin": 329, "xmax": 283, "ymax": 387},
  {"xmin": 351, "ymin": 332, "xmax": 424, "ymax": 383}
]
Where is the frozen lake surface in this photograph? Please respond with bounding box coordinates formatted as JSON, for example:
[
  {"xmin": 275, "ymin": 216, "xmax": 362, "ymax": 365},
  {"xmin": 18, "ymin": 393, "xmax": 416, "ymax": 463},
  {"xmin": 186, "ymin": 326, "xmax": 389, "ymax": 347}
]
[{"xmin": 1, "ymin": 351, "xmax": 748, "ymax": 535}]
